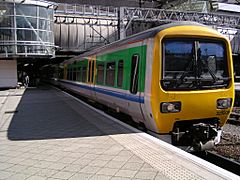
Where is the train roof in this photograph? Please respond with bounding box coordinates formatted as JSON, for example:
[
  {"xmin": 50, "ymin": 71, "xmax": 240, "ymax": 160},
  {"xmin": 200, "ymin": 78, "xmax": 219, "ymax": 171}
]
[{"xmin": 64, "ymin": 21, "xmax": 206, "ymax": 64}]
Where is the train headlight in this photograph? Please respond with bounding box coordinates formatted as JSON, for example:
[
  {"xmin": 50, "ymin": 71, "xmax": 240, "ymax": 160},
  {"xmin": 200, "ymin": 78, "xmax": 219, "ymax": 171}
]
[
  {"xmin": 217, "ymin": 98, "xmax": 232, "ymax": 109},
  {"xmin": 161, "ymin": 102, "xmax": 181, "ymax": 113}
]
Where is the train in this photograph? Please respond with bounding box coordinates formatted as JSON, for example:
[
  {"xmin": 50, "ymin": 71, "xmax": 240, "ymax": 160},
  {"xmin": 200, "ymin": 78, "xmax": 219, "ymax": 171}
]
[{"xmin": 43, "ymin": 21, "xmax": 235, "ymax": 151}]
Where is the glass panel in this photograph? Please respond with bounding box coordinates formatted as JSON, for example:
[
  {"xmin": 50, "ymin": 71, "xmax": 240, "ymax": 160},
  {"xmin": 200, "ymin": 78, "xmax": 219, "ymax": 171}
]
[
  {"xmin": 76, "ymin": 67, "xmax": 81, "ymax": 81},
  {"xmin": 16, "ymin": 5, "xmax": 37, "ymax": 17},
  {"xmin": 16, "ymin": 45, "xmax": 47, "ymax": 54},
  {"xmin": 39, "ymin": 31, "xmax": 49, "ymax": 42},
  {"xmin": 0, "ymin": 29, "xmax": 14, "ymax": 41},
  {"xmin": 69, "ymin": 68, "xmax": 72, "ymax": 80},
  {"xmin": 17, "ymin": 45, "xmax": 25, "ymax": 54},
  {"xmin": 97, "ymin": 64, "xmax": 104, "ymax": 84},
  {"xmin": 117, "ymin": 60, "xmax": 124, "ymax": 87},
  {"xmin": 39, "ymin": 19, "xmax": 51, "ymax": 30},
  {"xmin": 0, "ymin": 45, "xmax": 14, "ymax": 54},
  {"xmin": 50, "ymin": 21, "xmax": 54, "ymax": 31},
  {"xmin": 88, "ymin": 61, "xmax": 92, "ymax": 82},
  {"xmin": 0, "ymin": 4, "xmax": 13, "ymax": 16},
  {"xmin": 59, "ymin": 67, "xmax": 64, "ymax": 79},
  {"xmin": 91, "ymin": 61, "xmax": 95, "ymax": 83},
  {"xmin": 82, "ymin": 66, "xmax": 87, "ymax": 82},
  {"xmin": 162, "ymin": 38, "xmax": 229, "ymax": 90},
  {"xmin": 106, "ymin": 62, "xmax": 115, "ymax": 86},
  {"xmin": 16, "ymin": 17, "xmax": 37, "ymax": 29},
  {"xmin": 0, "ymin": 16, "xmax": 13, "ymax": 28},
  {"xmin": 17, "ymin": 29, "xmax": 37, "ymax": 41},
  {"xmin": 49, "ymin": 32, "xmax": 54, "ymax": 43},
  {"xmin": 163, "ymin": 40, "xmax": 193, "ymax": 79},
  {"xmin": 73, "ymin": 67, "xmax": 76, "ymax": 81},
  {"xmin": 198, "ymin": 42, "xmax": 228, "ymax": 78},
  {"xmin": 130, "ymin": 55, "xmax": 139, "ymax": 94},
  {"xmin": 39, "ymin": 7, "xmax": 53, "ymax": 19}
]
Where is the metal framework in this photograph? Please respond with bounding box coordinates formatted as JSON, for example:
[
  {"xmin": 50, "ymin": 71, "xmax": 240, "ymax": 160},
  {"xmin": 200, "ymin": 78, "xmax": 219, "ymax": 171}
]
[
  {"xmin": 118, "ymin": 7, "xmax": 240, "ymax": 54},
  {"xmin": 120, "ymin": 7, "xmax": 240, "ymax": 37},
  {"xmin": 54, "ymin": 4, "xmax": 119, "ymax": 52},
  {"xmin": 53, "ymin": 4, "xmax": 240, "ymax": 54},
  {"xmin": 55, "ymin": 4, "xmax": 118, "ymax": 17}
]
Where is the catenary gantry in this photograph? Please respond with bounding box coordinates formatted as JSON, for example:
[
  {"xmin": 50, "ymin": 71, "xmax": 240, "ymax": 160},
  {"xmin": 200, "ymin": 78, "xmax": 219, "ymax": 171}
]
[{"xmin": 54, "ymin": 4, "xmax": 240, "ymax": 54}]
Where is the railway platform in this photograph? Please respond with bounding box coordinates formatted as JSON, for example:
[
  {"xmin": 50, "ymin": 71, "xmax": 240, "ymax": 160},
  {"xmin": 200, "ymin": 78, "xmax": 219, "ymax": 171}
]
[{"xmin": 0, "ymin": 86, "xmax": 239, "ymax": 180}]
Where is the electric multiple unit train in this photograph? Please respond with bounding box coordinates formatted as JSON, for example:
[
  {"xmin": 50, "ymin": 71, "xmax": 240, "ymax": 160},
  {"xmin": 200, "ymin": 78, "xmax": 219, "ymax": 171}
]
[{"xmin": 50, "ymin": 22, "xmax": 234, "ymax": 151}]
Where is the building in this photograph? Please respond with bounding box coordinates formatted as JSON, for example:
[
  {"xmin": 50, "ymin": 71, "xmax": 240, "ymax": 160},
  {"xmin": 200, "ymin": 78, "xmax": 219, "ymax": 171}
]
[{"xmin": 0, "ymin": 0, "xmax": 55, "ymax": 88}]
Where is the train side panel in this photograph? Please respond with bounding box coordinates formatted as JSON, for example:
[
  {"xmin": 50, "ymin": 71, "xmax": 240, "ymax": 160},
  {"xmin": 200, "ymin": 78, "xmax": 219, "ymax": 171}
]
[{"xmin": 60, "ymin": 43, "xmax": 148, "ymax": 124}]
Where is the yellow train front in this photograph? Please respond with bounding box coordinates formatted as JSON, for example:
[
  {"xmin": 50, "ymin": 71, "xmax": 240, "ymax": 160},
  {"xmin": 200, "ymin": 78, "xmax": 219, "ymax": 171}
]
[{"xmin": 147, "ymin": 22, "xmax": 234, "ymax": 151}]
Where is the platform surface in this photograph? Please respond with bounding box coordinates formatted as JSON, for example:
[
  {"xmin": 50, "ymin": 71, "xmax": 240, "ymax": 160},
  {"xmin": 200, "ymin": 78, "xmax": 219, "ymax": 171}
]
[{"xmin": 0, "ymin": 86, "xmax": 239, "ymax": 180}]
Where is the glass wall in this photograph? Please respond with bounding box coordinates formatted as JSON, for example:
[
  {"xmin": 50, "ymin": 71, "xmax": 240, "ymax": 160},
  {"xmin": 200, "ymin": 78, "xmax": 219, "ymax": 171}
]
[{"xmin": 0, "ymin": 1, "xmax": 55, "ymax": 57}]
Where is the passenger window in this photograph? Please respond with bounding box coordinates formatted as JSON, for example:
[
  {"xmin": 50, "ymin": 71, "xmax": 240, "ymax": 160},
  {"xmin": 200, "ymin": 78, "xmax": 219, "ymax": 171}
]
[
  {"xmin": 73, "ymin": 67, "xmax": 76, "ymax": 81},
  {"xmin": 67, "ymin": 68, "xmax": 70, "ymax": 80},
  {"xmin": 106, "ymin": 62, "xmax": 115, "ymax": 86},
  {"xmin": 69, "ymin": 68, "xmax": 72, "ymax": 80},
  {"xmin": 97, "ymin": 64, "xmax": 104, "ymax": 84},
  {"xmin": 91, "ymin": 61, "xmax": 95, "ymax": 83},
  {"xmin": 76, "ymin": 67, "xmax": 81, "ymax": 81},
  {"xmin": 88, "ymin": 61, "xmax": 92, "ymax": 82},
  {"xmin": 59, "ymin": 67, "xmax": 64, "ymax": 79},
  {"xmin": 82, "ymin": 66, "xmax": 87, "ymax": 82},
  {"xmin": 117, "ymin": 60, "xmax": 124, "ymax": 87},
  {"xmin": 130, "ymin": 55, "xmax": 139, "ymax": 94}
]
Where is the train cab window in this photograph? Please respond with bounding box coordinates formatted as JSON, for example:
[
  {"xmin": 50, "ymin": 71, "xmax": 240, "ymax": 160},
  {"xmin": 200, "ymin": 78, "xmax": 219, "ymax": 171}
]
[
  {"xmin": 97, "ymin": 64, "xmax": 104, "ymax": 84},
  {"xmin": 82, "ymin": 66, "xmax": 87, "ymax": 82},
  {"xmin": 162, "ymin": 38, "xmax": 229, "ymax": 90},
  {"xmin": 106, "ymin": 62, "xmax": 115, "ymax": 86},
  {"xmin": 130, "ymin": 55, "xmax": 139, "ymax": 94},
  {"xmin": 117, "ymin": 60, "xmax": 124, "ymax": 87}
]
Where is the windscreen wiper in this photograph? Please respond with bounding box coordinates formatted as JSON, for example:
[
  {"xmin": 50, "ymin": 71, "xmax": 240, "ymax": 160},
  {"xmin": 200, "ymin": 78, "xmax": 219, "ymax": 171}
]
[
  {"xmin": 175, "ymin": 60, "xmax": 194, "ymax": 87},
  {"xmin": 199, "ymin": 57, "xmax": 218, "ymax": 83}
]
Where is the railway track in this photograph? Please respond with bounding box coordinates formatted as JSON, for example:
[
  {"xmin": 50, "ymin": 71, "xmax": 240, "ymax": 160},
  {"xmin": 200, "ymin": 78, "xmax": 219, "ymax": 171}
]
[
  {"xmin": 228, "ymin": 118, "xmax": 240, "ymax": 125},
  {"xmin": 192, "ymin": 151, "xmax": 240, "ymax": 176},
  {"xmin": 228, "ymin": 111, "xmax": 240, "ymax": 125},
  {"xmin": 228, "ymin": 106, "xmax": 240, "ymax": 123}
]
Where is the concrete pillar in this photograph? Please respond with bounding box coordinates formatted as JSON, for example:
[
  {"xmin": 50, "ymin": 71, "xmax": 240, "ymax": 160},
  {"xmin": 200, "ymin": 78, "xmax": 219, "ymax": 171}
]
[{"xmin": 0, "ymin": 60, "xmax": 18, "ymax": 88}]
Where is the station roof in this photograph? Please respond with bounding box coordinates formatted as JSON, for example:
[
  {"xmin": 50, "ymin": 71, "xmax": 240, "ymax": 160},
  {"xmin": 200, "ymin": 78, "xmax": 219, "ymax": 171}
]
[
  {"xmin": 49, "ymin": 0, "xmax": 169, "ymax": 8},
  {"xmin": 218, "ymin": 3, "xmax": 240, "ymax": 13}
]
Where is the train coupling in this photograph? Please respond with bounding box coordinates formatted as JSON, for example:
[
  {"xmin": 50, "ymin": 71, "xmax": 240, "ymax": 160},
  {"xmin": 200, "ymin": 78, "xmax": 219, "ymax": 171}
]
[
  {"xmin": 197, "ymin": 129, "xmax": 222, "ymax": 151},
  {"xmin": 172, "ymin": 121, "xmax": 222, "ymax": 151}
]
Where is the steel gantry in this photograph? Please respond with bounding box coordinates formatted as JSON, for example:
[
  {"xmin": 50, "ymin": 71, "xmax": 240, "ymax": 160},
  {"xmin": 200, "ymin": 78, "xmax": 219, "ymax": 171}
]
[
  {"xmin": 53, "ymin": 4, "xmax": 240, "ymax": 54},
  {"xmin": 119, "ymin": 7, "xmax": 240, "ymax": 39},
  {"xmin": 54, "ymin": 4, "xmax": 119, "ymax": 53}
]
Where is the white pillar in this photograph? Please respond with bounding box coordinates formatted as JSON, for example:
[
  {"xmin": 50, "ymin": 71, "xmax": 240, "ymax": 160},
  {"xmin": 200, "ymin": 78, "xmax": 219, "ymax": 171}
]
[{"xmin": 0, "ymin": 60, "xmax": 18, "ymax": 88}]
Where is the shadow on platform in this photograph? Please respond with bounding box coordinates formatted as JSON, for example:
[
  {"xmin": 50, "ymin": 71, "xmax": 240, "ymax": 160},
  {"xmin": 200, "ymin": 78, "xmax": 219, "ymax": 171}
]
[{"xmin": 7, "ymin": 86, "xmax": 133, "ymax": 141}]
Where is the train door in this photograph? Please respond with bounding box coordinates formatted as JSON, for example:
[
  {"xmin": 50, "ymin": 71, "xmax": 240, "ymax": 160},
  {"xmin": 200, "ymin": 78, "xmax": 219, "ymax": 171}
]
[
  {"xmin": 87, "ymin": 56, "xmax": 96, "ymax": 100},
  {"xmin": 128, "ymin": 46, "xmax": 145, "ymax": 123}
]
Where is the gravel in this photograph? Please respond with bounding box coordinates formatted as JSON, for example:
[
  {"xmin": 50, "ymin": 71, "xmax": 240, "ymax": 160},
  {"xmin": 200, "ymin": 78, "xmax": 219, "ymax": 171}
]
[{"xmin": 213, "ymin": 123, "xmax": 240, "ymax": 163}]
